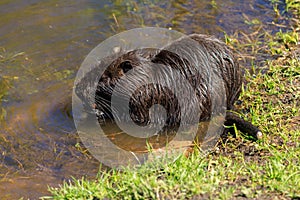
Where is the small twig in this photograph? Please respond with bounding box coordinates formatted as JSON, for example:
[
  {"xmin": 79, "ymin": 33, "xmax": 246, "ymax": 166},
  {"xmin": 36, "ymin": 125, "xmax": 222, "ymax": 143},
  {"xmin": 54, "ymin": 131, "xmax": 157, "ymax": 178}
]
[{"xmin": 112, "ymin": 13, "xmax": 119, "ymax": 28}]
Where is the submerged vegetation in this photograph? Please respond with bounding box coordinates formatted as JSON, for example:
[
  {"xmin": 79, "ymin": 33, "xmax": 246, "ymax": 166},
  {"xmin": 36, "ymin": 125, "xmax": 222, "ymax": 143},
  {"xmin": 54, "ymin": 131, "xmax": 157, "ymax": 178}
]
[
  {"xmin": 0, "ymin": 77, "xmax": 8, "ymax": 121},
  {"xmin": 45, "ymin": 1, "xmax": 300, "ymax": 200},
  {"xmin": 0, "ymin": 48, "xmax": 25, "ymax": 121}
]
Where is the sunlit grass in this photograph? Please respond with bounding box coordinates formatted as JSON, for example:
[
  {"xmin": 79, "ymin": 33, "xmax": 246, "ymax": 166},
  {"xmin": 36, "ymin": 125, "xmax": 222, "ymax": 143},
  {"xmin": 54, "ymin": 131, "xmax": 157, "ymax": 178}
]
[{"xmin": 286, "ymin": 0, "xmax": 300, "ymax": 13}]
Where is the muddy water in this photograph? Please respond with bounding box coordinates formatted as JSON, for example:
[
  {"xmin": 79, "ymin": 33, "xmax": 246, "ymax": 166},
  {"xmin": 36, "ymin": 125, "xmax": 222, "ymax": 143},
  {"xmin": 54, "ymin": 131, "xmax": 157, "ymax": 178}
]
[{"xmin": 0, "ymin": 0, "xmax": 289, "ymax": 199}]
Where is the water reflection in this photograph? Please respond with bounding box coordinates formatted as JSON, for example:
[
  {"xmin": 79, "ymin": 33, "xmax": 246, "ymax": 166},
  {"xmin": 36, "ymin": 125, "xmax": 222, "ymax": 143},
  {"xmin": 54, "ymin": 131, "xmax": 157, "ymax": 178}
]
[{"xmin": 0, "ymin": 0, "xmax": 288, "ymax": 198}]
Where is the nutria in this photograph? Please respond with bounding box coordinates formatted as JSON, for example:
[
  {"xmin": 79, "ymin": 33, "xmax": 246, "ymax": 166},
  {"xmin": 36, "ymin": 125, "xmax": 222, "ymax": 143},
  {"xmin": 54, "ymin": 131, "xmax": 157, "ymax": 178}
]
[{"xmin": 75, "ymin": 34, "xmax": 261, "ymax": 151}]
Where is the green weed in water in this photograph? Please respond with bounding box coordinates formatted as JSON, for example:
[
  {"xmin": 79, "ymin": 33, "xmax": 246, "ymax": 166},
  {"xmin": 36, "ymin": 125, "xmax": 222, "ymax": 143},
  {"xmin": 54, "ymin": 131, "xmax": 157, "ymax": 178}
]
[{"xmin": 0, "ymin": 77, "xmax": 10, "ymax": 121}]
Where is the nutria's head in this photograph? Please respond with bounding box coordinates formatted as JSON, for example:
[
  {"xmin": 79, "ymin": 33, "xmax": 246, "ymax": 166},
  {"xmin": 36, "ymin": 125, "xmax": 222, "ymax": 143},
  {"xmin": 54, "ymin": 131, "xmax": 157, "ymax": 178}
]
[{"xmin": 94, "ymin": 48, "xmax": 185, "ymax": 129}]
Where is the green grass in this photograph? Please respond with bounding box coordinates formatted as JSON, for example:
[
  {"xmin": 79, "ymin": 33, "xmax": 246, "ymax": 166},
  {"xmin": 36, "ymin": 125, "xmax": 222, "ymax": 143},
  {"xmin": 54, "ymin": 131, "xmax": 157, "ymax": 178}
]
[
  {"xmin": 45, "ymin": 2, "xmax": 300, "ymax": 199},
  {"xmin": 286, "ymin": 0, "xmax": 300, "ymax": 13}
]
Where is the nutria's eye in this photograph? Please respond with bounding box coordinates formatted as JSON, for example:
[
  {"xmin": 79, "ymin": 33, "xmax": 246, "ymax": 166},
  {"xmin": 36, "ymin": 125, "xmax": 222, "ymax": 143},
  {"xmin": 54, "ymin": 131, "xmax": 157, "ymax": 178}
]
[
  {"xmin": 120, "ymin": 61, "xmax": 133, "ymax": 73},
  {"xmin": 100, "ymin": 74, "xmax": 110, "ymax": 83}
]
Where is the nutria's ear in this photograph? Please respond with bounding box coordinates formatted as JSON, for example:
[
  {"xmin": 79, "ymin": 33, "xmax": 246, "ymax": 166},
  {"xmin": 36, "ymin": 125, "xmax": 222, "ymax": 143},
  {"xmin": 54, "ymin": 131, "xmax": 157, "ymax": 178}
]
[{"xmin": 120, "ymin": 61, "xmax": 133, "ymax": 73}]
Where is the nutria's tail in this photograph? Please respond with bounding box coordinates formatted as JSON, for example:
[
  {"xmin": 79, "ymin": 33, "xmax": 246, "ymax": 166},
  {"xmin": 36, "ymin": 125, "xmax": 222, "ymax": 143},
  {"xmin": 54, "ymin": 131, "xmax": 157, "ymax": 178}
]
[{"xmin": 224, "ymin": 112, "xmax": 262, "ymax": 140}]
